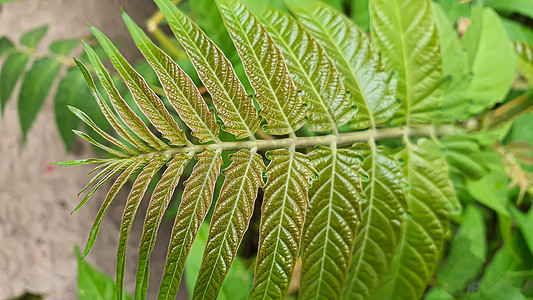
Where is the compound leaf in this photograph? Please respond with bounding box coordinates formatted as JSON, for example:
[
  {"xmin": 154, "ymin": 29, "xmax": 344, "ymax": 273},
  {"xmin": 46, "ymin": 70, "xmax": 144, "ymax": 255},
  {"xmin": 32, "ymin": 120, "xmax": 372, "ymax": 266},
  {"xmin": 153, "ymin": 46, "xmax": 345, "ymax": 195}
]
[
  {"xmin": 373, "ymin": 139, "xmax": 457, "ymax": 300},
  {"xmin": 90, "ymin": 26, "xmax": 188, "ymax": 146},
  {"xmin": 261, "ymin": 7, "xmax": 356, "ymax": 132},
  {"xmin": 122, "ymin": 12, "xmax": 220, "ymax": 143},
  {"xmin": 135, "ymin": 154, "xmax": 190, "ymax": 300},
  {"xmin": 116, "ymin": 157, "xmax": 168, "ymax": 300},
  {"xmin": 289, "ymin": 1, "xmax": 398, "ymax": 129}
]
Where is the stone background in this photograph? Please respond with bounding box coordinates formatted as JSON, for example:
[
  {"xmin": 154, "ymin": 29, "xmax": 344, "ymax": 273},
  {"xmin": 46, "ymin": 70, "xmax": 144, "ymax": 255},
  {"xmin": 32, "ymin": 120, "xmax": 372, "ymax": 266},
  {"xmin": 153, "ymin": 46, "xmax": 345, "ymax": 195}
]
[{"xmin": 0, "ymin": 0, "xmax": 186, "ymax": 298}]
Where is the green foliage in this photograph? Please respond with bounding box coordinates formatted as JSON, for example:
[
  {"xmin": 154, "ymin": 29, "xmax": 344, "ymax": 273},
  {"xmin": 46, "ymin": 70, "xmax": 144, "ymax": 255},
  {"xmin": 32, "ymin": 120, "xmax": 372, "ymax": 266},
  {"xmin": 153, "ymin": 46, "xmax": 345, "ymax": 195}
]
[
  {"xmin": 54, "ymin": 0, "xmax": 533, "ymax": 299},
  {"xmin": 0, "ymin": 26, "xmax": 112, "ymax": 150},
  {"xmin": 76, "ymin": 247, "xmax": 133, "ymax": 300}
]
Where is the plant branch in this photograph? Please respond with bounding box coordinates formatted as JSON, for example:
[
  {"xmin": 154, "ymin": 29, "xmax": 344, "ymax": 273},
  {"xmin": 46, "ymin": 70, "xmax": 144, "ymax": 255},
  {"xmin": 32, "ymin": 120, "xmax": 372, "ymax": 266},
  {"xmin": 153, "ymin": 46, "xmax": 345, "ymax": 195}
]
[{"xmin": 136, "ymin": 124, "xmax": 459, "ymax": 159}]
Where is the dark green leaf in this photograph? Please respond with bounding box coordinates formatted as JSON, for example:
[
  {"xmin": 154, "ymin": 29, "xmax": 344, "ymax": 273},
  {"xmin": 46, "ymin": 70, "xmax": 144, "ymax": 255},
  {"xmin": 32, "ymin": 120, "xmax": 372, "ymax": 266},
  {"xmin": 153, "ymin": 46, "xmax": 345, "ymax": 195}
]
[
  {"xmin": 0, "ymin": 52, "xmax": 29, "ymax": 113},
  {"xmin": 18, "ymin": 57, "xmax": 61, "ymax": 140},
  {"xmin": 192, "ymin": 149, "xmax": 264, "ymax": 300},
  {"xmin": 54, "ymin": 68, "xmax": 88, "ymax": 151},
  {"xmin": 20, "ymin": 25, "xmax": 48, "ymax": 48},
  {"xmin": 49, "ymin": 39, "xmax": 80, "ymax": 56},
  {"xmin": 249, "ymin": 149, "xmax": 315, "ymax": 299},
  {"xmin": 0, "ymin": 37, "xmax": 14, "ymax": 56}
]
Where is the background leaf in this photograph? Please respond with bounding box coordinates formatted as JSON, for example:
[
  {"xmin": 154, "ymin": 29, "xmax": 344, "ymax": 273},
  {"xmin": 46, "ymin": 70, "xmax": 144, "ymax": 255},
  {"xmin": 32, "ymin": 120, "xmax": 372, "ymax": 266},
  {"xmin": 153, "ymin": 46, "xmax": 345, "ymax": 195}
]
[
  {"xmin": 76, "ymin": 247, "xmax": 133, "ymax": 300},
  {"xmin": 18, "ymin": 57, "xmax": 61, "ymax": 140}
]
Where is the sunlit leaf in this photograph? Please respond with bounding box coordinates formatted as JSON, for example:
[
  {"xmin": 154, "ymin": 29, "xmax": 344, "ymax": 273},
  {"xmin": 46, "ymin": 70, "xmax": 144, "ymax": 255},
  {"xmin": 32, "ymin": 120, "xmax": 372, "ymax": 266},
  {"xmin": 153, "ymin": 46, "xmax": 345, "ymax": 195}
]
[
  {"xmin": 289, "ymin": 0, "xmax": 398, "ymax": 129},
  {"xmin": 370, "ymin": 0, "xmax": 443, "ymax": 124}
]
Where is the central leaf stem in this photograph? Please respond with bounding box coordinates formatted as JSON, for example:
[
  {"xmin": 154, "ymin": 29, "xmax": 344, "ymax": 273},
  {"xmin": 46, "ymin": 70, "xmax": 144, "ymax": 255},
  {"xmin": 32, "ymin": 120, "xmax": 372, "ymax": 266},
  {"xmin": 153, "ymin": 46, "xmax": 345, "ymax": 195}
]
[{"xmin": 137, "ymin": 125, "xmax": 457, "ymax": 159}]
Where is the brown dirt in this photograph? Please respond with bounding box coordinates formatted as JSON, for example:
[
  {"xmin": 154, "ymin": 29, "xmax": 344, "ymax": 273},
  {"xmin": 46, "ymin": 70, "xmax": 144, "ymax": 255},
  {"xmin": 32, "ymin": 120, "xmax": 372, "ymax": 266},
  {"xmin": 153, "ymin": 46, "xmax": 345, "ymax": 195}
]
[{"xmin": 0, "ymin": 0, "xmax": 186, "ymax": 299}]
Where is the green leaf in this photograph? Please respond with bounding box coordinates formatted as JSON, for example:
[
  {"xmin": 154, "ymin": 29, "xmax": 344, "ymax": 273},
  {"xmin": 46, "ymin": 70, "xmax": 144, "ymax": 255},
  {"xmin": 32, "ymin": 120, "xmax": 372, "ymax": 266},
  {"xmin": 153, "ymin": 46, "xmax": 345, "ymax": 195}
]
[
  {"xmin": 69, "ymin": 106, "xmax": 139, "ymax": 155},
  {"xmin": 0, "ymin": 37, "xmax": 14, "ymax": 56},
  {"xmin": 72, "ymin": 129, "xmax": 130, "ymax": 158},
  {"xmin": 342, "ymin": 142, "xmax": 407, "ymax": 300},
  {"xmin": 249, "ymin": 149, "xmax": 315, "ymax": 299},
  {"xmin": 82, "ymin": 158, "xmax": 149, "ymax": 257},
  {"xmin": 154, "ymin": 0, "xmax": 260, "ymax": 139},
  {"xmin": 185, "ymin": 222, "xmax": 253, "ymax": 300},
  {"xmin": 374, "ymin": 139, "xmax": 457, "ymax": 300},
  {"xmin": 440, "ymin": 135, "xmax": 488, "ymax": 181},
  {"xmin": 514, "ymin": 41, "xmax": 533, "ymax": 87},
  {"xmin": 289, "ymin": 0, "xmax": 398, "ymax": 129},
  {"xmin": 260, "ymin": 7, "xmax": 356, "ymax": 132},
  {"xmin": 216, "ymin": 0, "xmax": 306, "ymax": 136},
  {"xmin": 49, "ymin": 39, "xmax": 80, "ymax": 56},
  {"xmin": 0, "ymin": 52, "xmax": 29, "ymax": 113},
  {"xmin": 82, "ymin": 43, "xmax": 166, "ymax": 150},
  {"xmin": 158, "ymin": 150, "xmax": 223, "ymax": 300},
  {"xmin": 74, "ymin": 58, "xmax": 151, "ymax": 153},
  {"xmin": 433, "ymin": 205, "xmax": 486, "ymax": 294},
  {"xmin": 135, "ymin": 154, "xmax": 190, "ymax": 300},
  {"xmin": 462, "ymin": 6, "xmax": 517, "ymax": 115},
  {"xmin": 53, "ymin": 158, "xmax": 113, "ymax": 166},
  {"xmin": 188, "ymin": 0, "xmax": 251, "ymax": 92},
  {"xmin": 122, "ymin": 12, "xmax": 220, "ymax": 143},
  {"xmin": 300, "ymin": 146, "xmax": 365, "ymax": 299},
  {"xmin": 466, "ymin": 151, "xmax": 510, "ymax": 216},
  {"xmin": 369, "ymin": 0, "xmax": 443, "ymax": 124},
  {"xmin": 76, "ymin": 247, "xmax": 133, "ymax": 300},
  {"xmin": 20, "ymin": 25, "xmax": 48, "ymax": 48},
  {"xmin": 466, "ymin": 233, "xmax": 533, "ymax": 299},
  {"xmin": 116, "ymin": 156, "xmax": 167, "ymax": 300},
  {"xmin": 18, "ymin": 57, "xmax": 61, "ymax": 140},
  {"xmin": 89, "ymin": 26, "xmax": 188, "ymax": 146},
  {"xmin": 510, "ymin": 206, "xmax": 533, "ymax": 256},
  {"xmin": 485, "ymin": 0, "xmax": 533, "ymax": 19},
  {"xmin": 54, "ymin": 68, "xmax": 88, "ymax": 151},
  {"xmin": 433, "ymin": 2, "xmax": 471, "ymax": 121},
  {"xmin": 192, "ymin": 149, "xmax": 264, "ymax": 300},
  {"xmin": 502, "ymin": 18, "xmax": 533, "ymax": 44}
]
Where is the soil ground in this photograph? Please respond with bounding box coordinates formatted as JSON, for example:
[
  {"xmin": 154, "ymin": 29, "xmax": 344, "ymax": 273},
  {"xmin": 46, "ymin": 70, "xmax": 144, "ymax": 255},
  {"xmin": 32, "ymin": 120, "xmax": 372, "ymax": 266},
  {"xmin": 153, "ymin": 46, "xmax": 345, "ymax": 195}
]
[{"xmin": 0, "ymin": 1, "xmax": 186, "ymax": 299}]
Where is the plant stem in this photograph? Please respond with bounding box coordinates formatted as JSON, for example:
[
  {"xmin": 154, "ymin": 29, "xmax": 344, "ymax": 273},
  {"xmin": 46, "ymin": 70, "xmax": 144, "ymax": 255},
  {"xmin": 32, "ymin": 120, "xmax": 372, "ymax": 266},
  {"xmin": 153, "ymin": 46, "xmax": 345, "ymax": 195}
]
[
  {"xmin": 146, "ymin": 0, "xmax": 184, "ymax": 59},
  {"xmin": 139, "ymin": 124, "xmax": 459, "ymax": 158}
]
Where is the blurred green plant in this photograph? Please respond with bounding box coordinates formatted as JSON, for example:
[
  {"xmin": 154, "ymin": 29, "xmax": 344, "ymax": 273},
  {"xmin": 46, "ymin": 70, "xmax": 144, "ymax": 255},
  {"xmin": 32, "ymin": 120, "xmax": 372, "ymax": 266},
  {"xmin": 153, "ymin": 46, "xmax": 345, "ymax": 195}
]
[{"xmin": 76, "ymin": 247, "xmax": 134, "ymax": 300}]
